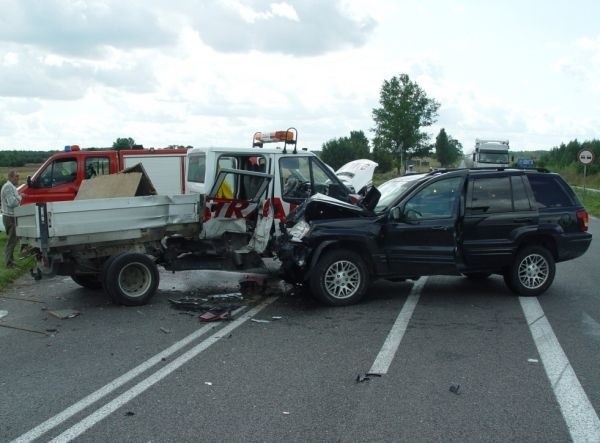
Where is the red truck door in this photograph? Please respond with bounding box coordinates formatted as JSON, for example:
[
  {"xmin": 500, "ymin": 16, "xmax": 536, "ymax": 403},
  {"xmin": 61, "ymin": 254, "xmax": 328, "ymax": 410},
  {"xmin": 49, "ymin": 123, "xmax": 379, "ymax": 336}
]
[{"xmin": 20, "ymin": 151, "xmax": 118, "ymax": 205}]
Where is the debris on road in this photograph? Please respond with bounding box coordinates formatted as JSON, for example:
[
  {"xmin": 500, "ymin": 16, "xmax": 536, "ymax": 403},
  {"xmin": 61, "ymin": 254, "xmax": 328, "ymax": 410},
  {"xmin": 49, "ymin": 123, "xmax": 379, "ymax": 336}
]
[
  {"xmin": 48, "ymin": 309, "xmax": 81, "ymax": 319},
  {"xmin": 125, "ymin": 411, "xmax": 135, "ymax": 417},
  {"xmin": 198, "ymin": 307, "xmax": 235, "ymax": 322},
  {"xmin": 271, "ymin": 316, "xmax": 283, "ymax": 320},
  {"xmin": 356, "ymin": 374, "xmax": 370, "ymax": 383},
  {"xmin": 160, "ymin": 327, "xmax": 171, "ymax": 334},
  {"xmin": 0, "ymin": 310, "xmax": 8, "ymax": 319},
  {"xmin": 449, "ymin": 384, "xmax": 461, "ymax": 395},
  {"xmin": 251, "ymin": 318, "xmax": 270, "ymax": 323},
  {"xmin": 207, "ymin": 292, "xmax": 243, "ymax": 301},
  {"xmin": 205, "ymin": 381, "xmax": 213, "ymax": 386},
  {"xmin": 528, "ymin": 358, "xmax": 539, "ymax": 363},
  {"xmin": 168, "ymin": 297, "xmax": 212, "ymax": 312}
]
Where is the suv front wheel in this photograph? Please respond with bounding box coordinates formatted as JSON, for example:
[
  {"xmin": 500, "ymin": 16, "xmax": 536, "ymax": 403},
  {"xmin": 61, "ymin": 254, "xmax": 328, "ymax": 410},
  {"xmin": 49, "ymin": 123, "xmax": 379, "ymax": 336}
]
[
  {"xmin": 310, "ymin": 249, "xmax": 369, "ymax": 306},
  {"xmin": 504, "ymin": 246, "xmax": 555, "ymax": 297}
]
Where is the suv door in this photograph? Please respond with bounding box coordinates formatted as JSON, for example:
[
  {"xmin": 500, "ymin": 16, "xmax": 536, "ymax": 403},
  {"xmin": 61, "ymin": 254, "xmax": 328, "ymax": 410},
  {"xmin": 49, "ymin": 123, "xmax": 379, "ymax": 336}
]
[
  {"xmin": 384, "ymin": 175, "xmax": 464, "ymax": 276},
  {"xmin": 459, "ymin": 173, "xmax": 538, "ymax": 270}
]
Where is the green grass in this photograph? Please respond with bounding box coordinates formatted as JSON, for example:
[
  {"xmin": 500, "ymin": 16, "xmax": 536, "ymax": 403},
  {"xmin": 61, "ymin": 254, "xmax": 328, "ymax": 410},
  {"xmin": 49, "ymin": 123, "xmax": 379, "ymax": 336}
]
[{"xmin": 0, "ymin": 233, "xmax": 35, "ymax": 291}]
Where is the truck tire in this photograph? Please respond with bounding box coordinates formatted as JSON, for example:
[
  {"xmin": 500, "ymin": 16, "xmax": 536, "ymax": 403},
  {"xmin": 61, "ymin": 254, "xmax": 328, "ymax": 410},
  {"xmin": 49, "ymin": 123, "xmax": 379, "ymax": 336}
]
[
  {"xmin": 309, "ymin": 249, "xmax": 369, "ymax": 306},
  {"xmin": 104, "ymin": 253, "xmax": 159, "ymax": 306},
  {"xmin": 71, "ymin": 273, "xmax": 102, "ymax": 290},
  {"xmin": 504, "ymin": 246, "xmax": 555, "ymax": 297}
]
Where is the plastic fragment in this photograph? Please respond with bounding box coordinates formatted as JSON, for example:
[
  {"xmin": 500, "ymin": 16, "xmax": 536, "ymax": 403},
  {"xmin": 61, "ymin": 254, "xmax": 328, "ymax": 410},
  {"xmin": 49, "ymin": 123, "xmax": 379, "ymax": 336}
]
[{"xmin": 449, "ymin": 384, "xmax": 461, "ymax": 394}]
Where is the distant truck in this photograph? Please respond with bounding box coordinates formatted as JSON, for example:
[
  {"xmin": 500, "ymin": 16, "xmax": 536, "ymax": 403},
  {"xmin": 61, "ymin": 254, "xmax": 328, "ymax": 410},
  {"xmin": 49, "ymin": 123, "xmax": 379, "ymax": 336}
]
[
  {"xmin": 18, "ymin": 145, "xmax": 187, "ymax": 205},
  {"xmin": 465, "ymin": 139, "xmax": 510, "ymax": 168}
]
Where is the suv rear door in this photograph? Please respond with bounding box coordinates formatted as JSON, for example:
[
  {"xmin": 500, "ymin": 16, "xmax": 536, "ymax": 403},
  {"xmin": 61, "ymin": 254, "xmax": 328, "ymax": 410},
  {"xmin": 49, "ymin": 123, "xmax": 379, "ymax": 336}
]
[{"xmin": 459, "ymin": 172, "xmax": 538, "ymax": 270}]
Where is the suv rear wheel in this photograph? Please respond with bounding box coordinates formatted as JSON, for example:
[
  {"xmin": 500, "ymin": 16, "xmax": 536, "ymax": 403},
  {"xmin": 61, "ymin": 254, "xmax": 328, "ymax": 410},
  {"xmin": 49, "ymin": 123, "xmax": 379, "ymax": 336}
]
[
  {"xmin": 504, "ymin": 246, "xmax": 555, "ymax": 297},
  {"xmin": 310, "ymin": 250, "xmax": 369, "ymax": 306}
]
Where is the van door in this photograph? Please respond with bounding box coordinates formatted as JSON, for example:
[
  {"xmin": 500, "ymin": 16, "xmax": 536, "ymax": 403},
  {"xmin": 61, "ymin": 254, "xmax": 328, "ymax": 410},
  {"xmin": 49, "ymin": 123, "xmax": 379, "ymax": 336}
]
[{"xmin": 22, "ymin": 157, "xmax": 80, "ymax": 204}]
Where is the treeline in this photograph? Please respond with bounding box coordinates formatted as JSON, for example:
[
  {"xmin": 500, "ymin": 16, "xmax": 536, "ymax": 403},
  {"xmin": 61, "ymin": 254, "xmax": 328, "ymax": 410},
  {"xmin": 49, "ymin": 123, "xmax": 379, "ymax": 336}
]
[
  {"xmin": 0, "ymin": 150, "xmax": 56, "ymax": 167},
  {"xmin": 539, "ymin": 139, "xmax": 600, "ymax": 174}
]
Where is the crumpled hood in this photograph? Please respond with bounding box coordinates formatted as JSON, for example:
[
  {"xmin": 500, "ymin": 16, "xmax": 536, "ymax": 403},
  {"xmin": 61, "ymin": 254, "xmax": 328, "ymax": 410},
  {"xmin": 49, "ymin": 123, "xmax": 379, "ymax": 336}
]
[
  {"xmin": 336, "ymin": 159, "xmax": 378, "ymax": 193},
  {"xmin": 288, "ymin": 191, "xmax": 379, "ymax": 224}
]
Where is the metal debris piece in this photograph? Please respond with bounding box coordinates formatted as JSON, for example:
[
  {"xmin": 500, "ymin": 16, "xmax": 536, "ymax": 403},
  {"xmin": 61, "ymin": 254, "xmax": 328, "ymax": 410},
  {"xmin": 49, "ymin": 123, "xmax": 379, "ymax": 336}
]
[
  {"xmin": 204, "ymin": 382, "xmax": 213, "ymax": 386},
  {"xmin": 48, "ymin": 309, "xmax": 81, "ymax": 319},
  {"xmin": 0, "ymin": 324, "xmax": 48, "ymax": 335},
  {"xmin": 207, "ymin": 292, "xmax": 243, "ymax": 301},
  {"xmin": 168, "ymin": 297, "xmax": 212, "ymax": 312},
  {"xmin": 356, "ymin": 374, "xmax": 370, "ymax": 383},
  {"xmin": 251, "ymin": 318, "xmax": 270, "ymax": 323},
  {"xmin": 449, "ymin": 384, "xmax": 461, "ymax": 395},
  {"xmin": 527, "ymin": 358, "xmax": 539, "ymax": 363},
  {"xmin": 271, "ymin": 316, "xmax": 283, "ymax": 320},
  {"xmin": 160, "ymin": 327, "xmax": 171, "ymax": 334},
  {"xmin": 198, "ymin": 307, "xmax": 235, "ymax": 322},
  {"xmin": 366, "ymin": 373, "xmax": 382, "ymax": 378},
  {"xmin": 125, "ymin": 411, "xmax": 135, "ymax": 416}
]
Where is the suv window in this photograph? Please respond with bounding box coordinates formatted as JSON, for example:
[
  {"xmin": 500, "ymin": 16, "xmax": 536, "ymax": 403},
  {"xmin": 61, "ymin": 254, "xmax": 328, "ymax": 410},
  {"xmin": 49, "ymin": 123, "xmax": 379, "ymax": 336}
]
[
  {"xmin": 405, "ymin": 177, "xmax": 462, "ymax": 219},
  {"xmin": 527, "ymin": 174, "xmax": 574, "ymax": 208},
  {"xmin": 468, "ymin": 177, "xmax": 512, "ymax": 213}
]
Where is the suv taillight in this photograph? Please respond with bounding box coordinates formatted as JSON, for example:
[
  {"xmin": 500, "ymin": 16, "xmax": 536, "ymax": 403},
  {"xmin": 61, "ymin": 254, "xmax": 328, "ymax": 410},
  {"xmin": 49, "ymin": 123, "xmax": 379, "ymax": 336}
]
[{"xmin": 576, "ymin": 209, "xmax": 589, "ymax": 232}]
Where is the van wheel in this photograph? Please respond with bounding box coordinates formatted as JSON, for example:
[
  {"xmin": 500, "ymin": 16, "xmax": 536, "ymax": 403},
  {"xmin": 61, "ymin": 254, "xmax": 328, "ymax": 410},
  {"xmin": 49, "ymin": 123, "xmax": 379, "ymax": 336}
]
[
  {"xmin": 309, "ymin": 250, "xmax": 368, "ymax": 306},
  {"xmin": 71, "ymin": 273, "xmax": 102, "ymax": 290},
  {"xmin": 104, "ymin": 253, "xmax": 159, "ymax": 306},
  {"xmin": 504, "ymin": 246, "xmax": 555, "ymax": 297}
]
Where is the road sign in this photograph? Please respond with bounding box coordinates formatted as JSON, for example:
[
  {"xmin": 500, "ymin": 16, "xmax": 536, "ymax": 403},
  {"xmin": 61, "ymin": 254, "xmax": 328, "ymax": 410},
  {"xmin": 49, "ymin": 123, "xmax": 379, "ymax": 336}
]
[{"xmin": 578, "ymin": 149, "xmax": 595, "ymax": 165}]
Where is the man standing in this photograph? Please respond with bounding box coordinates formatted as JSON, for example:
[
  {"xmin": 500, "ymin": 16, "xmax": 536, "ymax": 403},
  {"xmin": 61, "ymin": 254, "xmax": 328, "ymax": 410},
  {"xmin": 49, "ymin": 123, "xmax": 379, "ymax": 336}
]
[{"xmin": 1, "ymin": 170, "xmax": 22, "ymax": 268}]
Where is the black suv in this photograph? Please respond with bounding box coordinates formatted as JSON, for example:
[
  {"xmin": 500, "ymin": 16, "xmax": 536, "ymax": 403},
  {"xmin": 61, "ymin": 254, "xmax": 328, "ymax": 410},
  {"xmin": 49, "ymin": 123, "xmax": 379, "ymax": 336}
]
[{"xmin": 277, "ymin": 168, "xmax": 592, "ymax": 306}]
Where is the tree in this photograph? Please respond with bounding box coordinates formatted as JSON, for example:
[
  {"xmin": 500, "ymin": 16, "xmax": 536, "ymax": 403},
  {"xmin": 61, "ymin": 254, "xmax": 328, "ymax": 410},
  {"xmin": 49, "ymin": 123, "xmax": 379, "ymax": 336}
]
[
  {"xmin": 435, "ymin": 129, "xmax": 463, "ymax": 167},
  {"xmin": 112, "ymin": 137, "xmax": 135, "ymax": 151},
  {"xmin": 372, "ymin": 74, "xmax": 440, "ymax": 173},
  {"xmin": 320, "ymin": 130, "xmax": 370, "ymax": 170}
]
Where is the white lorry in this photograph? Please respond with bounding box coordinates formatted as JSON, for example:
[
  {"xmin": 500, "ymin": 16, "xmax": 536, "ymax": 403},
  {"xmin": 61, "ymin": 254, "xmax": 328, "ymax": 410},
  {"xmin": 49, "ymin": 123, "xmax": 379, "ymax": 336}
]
[
  {"xmin": 16, "ymin": 129, "xmax": 361, "ymax": 306},
  {"xmin": 465, "ymin": 139, "xmax": 510, "ymax": 168}
]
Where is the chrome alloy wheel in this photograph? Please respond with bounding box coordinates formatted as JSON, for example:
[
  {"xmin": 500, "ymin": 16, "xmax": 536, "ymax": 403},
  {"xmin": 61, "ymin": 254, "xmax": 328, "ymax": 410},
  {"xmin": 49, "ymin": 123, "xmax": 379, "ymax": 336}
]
[
  {"xmin": 323, "ymin": 259, "xmax": 361, "ymax": 300},
  {"xmin": 517, "ymin": 253, "xmax": 549, "ymax": 290}
]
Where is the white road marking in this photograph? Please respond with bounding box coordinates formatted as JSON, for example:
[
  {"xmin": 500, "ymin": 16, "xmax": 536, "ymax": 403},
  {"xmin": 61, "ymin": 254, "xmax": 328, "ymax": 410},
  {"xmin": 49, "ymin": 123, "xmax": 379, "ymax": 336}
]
[
  {"xmin": 369, "ymin": 277, "xmax": 427, "ymax": 375},
  {"xmin": 520, "ymin": 297, "xmax": 600, "ymax": 442},
  {"xmin": 13, "ymin": 298, "xmax": 276, "ymax": 443}
]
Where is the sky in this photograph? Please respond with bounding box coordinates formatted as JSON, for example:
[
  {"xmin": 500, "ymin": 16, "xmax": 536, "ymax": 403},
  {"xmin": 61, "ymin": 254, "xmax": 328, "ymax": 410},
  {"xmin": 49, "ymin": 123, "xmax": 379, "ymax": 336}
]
[{"xmin": 1, "ymin": 0, "xmax": 599, "ymax": 153}]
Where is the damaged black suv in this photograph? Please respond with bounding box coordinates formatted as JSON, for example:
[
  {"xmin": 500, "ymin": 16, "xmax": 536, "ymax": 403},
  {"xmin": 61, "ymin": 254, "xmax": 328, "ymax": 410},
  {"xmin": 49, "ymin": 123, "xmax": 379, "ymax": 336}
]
[{"xmin": 277, "ymin": 168, "xmax": 592, "ymax": 306}]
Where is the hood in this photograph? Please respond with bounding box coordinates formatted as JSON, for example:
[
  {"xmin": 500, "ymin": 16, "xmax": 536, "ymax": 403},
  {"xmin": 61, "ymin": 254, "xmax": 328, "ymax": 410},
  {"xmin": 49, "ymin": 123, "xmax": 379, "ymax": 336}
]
[
  {"xmin": 289, "ymin": 191, "xmax": 380, "ymax": 223},
  {"xmin": 336, "ymin": 159, "xmax": 378, "ymax": 193}
]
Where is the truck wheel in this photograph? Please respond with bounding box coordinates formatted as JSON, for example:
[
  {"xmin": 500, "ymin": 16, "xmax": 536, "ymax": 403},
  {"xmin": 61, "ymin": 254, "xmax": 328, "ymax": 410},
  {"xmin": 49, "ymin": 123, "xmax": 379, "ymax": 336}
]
[
  {"xmin": 71, "ymin": 273, "xmax": 102, "ymax": 290},
  {"xmin": 504, "ymin": 246, "xmax": 555, "ymax": 297},
  {"xmin": 104, "ymin": 253, "xmax": 159, "ymax": 306},
  {"xmin": 309, "ymin": 250, "xmax": 369, "ymax": 306}
]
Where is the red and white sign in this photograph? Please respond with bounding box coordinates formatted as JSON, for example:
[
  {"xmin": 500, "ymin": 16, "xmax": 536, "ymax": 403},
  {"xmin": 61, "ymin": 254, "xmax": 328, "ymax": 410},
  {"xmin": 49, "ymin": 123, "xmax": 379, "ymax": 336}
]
[{"xmin": 578, "ymin": 149, "xmax": 595, "ymax": 165}]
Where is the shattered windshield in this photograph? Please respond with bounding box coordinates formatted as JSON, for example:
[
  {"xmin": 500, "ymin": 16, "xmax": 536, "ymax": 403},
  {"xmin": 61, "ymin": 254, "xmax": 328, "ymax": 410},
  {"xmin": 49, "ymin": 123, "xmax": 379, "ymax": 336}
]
[{"xmin": 374, "ymin": 175, "xmax": 426, "ymax": 213}]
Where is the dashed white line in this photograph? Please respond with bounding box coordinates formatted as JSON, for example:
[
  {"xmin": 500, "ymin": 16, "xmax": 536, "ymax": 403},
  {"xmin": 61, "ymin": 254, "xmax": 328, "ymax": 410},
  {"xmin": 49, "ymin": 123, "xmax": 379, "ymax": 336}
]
[
  {"xmin": 520, "ymin": 297, "xmax": 600, "ymax": 442},
  {"xmin": 369, "ymin": 277, "xmax": 427, "ymax": 375}
]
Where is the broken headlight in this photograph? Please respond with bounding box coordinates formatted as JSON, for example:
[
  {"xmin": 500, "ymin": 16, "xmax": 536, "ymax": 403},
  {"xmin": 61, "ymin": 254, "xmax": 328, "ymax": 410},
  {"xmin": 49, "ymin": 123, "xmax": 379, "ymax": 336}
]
[{"xmin": 288, "ymin": 220, "xmax": 311, "ymax": 242}]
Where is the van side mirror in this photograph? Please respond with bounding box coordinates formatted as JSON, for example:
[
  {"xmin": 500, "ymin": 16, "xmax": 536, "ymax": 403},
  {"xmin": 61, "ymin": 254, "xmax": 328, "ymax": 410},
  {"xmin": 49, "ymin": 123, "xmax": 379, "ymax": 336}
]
[
  {"xmin": 27, "ymin": 176, "xmax": 33, "ymax": 187},
  {"xmin": 390, "ymin": 206, "xmax": 401, "ymax": 221}
]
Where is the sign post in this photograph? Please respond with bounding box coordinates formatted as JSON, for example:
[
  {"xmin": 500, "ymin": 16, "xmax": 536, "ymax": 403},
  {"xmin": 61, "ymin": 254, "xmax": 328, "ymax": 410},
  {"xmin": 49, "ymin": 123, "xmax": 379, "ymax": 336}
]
[{"xmin": 577, "ymin": 149, "xmax": 595, "ymax": 196}]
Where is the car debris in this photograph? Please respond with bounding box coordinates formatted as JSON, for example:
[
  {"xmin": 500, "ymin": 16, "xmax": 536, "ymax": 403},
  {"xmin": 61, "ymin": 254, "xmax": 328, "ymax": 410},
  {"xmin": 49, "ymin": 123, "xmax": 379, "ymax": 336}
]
[
  {"xmin": 449, "ymin": 384, "xmax": 461, "ymax": 395},
  {"xmin": 356, "ymin": 374, "xmax": 370, "ymax": 383},
  {"xmin": 250, "ymin": 318, "xmax": 270, "ymax": 323},
  {"xmin": 0, "ymin": 310, "xmax": 8, "ymax": 319},
  {"xmin": 198, "ymin": 307, "xmax": 235, "ymax": 322},
  {"xmin": 159, "ymin": 327, "xmax": 171, "ymax": 334},
  {"xmin": 48, "ymin": 309, "xmax": 81, "ymax": 319}
]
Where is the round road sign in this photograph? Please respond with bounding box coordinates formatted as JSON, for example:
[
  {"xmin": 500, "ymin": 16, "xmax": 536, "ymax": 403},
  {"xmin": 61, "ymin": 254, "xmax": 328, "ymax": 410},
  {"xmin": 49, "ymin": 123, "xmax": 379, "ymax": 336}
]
[{"xmin": 578, "ymin": 149, "xmax": 595, "ymax": 165}]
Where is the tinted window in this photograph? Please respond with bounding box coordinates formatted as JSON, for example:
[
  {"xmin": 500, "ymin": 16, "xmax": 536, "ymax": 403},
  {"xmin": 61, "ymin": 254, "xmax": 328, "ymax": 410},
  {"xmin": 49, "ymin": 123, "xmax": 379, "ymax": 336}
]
[
  {"xmin": 405, "ymin": 177, "xmax": 462, "ymax": 219},
  {"xmin": 511, "ymin": 176, "xmax": 531, "ymax": 211},
  {"xmin": 527, "ymin": 174, "xmax": 574, "ymax": 208},
  {"xmin": 468, "ymin": 177, "xmax": 512, "ymax": 213}
]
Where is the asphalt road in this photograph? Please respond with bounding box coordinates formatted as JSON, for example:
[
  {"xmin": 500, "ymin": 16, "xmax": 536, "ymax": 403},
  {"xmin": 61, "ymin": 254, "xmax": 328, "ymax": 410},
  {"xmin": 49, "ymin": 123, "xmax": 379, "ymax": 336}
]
[{"xmin": 1, "ymin": 220, "xmax": 599, "ymax": 443}]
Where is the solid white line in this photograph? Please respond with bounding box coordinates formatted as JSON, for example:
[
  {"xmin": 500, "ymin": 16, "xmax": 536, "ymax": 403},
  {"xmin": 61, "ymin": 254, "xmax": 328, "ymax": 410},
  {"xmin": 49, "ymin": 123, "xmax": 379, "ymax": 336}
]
[
  {"xmin": 520, "ymin": 297, "xmax": 600, "ymax": 442},
  {"xmin": 48, "ymin": 297, "xmax": 277, "ymax": 443},
  {"xmin": 369, "ymin": 277, "xmax": 426, "ymax": 375}
]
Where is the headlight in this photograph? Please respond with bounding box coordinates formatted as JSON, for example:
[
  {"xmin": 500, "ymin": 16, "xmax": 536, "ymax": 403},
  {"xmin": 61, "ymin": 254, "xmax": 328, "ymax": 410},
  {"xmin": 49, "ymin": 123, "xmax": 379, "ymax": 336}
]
[{"xmin": 288, "ymin": 220, "xmax": 310, "ymax": 242}]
